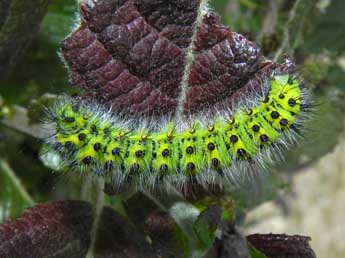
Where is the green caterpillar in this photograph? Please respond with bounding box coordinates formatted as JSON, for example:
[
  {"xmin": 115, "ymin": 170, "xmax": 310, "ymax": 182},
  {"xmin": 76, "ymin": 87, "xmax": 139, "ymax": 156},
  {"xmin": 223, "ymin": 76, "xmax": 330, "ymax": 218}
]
[{"xmin": 45, "ymin": 74, "xmax": 308, "ymax": 191}]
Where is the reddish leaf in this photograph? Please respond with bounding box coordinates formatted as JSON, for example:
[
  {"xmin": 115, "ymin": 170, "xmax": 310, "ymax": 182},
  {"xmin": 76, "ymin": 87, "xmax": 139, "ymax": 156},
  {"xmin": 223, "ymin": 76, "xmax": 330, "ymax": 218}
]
[
  {"xmin": 0, "ymin": 201, "xmax": 93, "ymax": 258},
  {"xmin": 144, "ymin": 210, "xmax": 187, "ymax": 258},
  {"xmin": 0, "ymin": 200, "xmax": 158, "ymax": 258},
  {"xmin": 94, "ymin": 206, "xmax": 158, "ymax": 258},
  {"xmin": 247, "ymin": 233, "xmax": 317, "ymax": 258},
  {"xmin": 215, "ymin": 57, "xmax": 295, "ymax": 111},
  {"xmin": 204, "ymin": 222, "xmax": 251, "ymax": 258},
  {"xmin": 124, "ymin": 193, "xmax": 186, "ymax": 257},
  {"xmin": 61, "ymin": 0, "xmax": 272, "ymax": 116}
]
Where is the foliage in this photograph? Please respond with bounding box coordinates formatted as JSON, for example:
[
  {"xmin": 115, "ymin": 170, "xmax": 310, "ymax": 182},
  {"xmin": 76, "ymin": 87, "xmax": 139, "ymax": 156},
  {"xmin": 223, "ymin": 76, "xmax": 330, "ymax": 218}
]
[
  {"xmin": 0, "ymin": 160, "xmax": 34, "ymax": 223},
  {"xmin": 1, "ymin": 0, "xmax": 344, "ymax": 257}
]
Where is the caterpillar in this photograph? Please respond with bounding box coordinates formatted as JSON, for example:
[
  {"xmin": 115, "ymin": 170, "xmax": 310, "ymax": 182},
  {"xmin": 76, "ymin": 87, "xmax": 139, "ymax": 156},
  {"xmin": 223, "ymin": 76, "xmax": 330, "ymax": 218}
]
[{"xmin": 44, "ymin": 73, "xmax": 309, "ymax": 192}]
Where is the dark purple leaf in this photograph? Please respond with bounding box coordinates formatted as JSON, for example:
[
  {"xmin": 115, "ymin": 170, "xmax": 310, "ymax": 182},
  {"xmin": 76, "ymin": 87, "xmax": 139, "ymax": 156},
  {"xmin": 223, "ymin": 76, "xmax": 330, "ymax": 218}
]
[
  {"xmin": 94, "ymin": 206, "xmax": 158, "ymax": 258},
  {"xmin": 0, "ymin": 200, "xmax": 159, "ymax": 258},
  {"xmin": 123, "ymin": 192, "xmax": 187, "ymax": 257},
  {"xmin": 195, "ymin": 205, "xmax": 221, "ymax": 233},
  {"xmin": 60, "ymin": 0, "xmax": 274, "ymax": 116},
  {"xmin": 210, "ymin": 57, "xmax": 296, "ymax": 112},
  {"xmin": 247, "ymin": 233, "xmax": 317, "ymax": 258},
  {"xmin": 0, "ymin": 201, "xmax": 93, "ymax": 258},
  {"xmin": 204, "ymin": 222, "xmax": 250, "ymax": 258},
  {"xmin": 143, "ymin": 210, "xmax": 184, "ymax": 258}
]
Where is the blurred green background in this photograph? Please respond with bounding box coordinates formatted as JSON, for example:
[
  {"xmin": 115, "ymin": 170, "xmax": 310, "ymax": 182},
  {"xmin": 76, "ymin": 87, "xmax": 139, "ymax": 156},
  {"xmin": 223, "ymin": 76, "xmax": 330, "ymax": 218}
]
[{"xmin": 0, "ymin": 1, "xmax": 345, "ymax": 257}]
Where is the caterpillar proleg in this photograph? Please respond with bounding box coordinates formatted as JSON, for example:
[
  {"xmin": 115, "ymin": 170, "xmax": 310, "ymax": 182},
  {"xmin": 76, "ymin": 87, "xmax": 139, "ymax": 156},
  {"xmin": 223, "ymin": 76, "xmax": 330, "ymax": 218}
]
[{"xmin": 44, "ymin": 73, "xmax": 309, "ymax": 192}]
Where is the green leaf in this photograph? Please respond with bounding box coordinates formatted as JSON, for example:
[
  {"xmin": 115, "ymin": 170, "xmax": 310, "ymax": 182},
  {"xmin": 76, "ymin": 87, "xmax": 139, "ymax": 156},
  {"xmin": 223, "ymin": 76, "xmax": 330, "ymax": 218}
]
[
  {"xmin": 169, "ymin": 202, "xmax": 206, "ymax": 258},
  {"xmin": 40, "ymin": 0, "xmax": 79, "ymax": 47},
  {"xmin": 217, "ymin": 0, "xmax": 265, "ymax": 37},
  {"xmin": 209, "ymin": 0, "xmax": 228, "ymax": 14},
  {"xmin": 193, "ymin": 210, "xmax": 218, "ymax": 249},
  {"xmin": 305, "ymin": 0, "xmax": 345, "ymax": 54},
  {"xmin": 231, "ymin": 171, "xmax": 287, "ymax": 212},
  {"xmin": 283, "ymin": 93, "xmax": 345, "ymax": 167},
  {"xmin": 248, "ymin": 243, "xmax": 268, "ymax": 258},
  {"xmin": 169, "ymin": 202, "xmax": 222, "ymax": 258},
  {"xmin": 0, "ymin": 159, "xmax": 34, "ymax": 223}
]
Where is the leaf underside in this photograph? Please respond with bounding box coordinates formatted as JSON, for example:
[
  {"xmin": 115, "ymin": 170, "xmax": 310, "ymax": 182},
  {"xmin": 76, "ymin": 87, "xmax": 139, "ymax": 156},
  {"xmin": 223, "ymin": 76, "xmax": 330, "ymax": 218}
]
[{"xmin": 0, "ymin": 201, "xmax": 93, "ymax": 258}]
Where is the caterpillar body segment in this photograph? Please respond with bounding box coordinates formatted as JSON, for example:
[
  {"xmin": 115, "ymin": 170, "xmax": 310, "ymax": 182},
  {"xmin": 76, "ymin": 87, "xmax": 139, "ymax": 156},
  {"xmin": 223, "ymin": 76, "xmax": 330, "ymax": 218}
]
[{"xmin": 46, "ymin": 74, "xmax": 306, "ymax": 191}]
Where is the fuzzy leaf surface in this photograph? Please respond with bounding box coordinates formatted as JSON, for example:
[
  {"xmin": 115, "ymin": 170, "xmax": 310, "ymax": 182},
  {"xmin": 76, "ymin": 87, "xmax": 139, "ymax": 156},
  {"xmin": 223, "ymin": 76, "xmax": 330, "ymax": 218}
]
[
  {"xmin": 0, "ymin": 200, "xmax": 159, "ymax": 258},
  {"xmin": 0, "ymin": 201, "xmax": 93, "ymax": 258},
  {"xmin": 60, "ymin": 0, "xmax": 275, "ymax": 116}
]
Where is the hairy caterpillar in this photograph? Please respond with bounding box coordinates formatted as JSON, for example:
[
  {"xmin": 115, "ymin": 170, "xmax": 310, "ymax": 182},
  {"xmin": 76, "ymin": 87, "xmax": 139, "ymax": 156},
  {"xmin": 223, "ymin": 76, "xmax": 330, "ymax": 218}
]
[{"xmin": 44, "ymin": 74, "xmax": 309, "ymax": 192}]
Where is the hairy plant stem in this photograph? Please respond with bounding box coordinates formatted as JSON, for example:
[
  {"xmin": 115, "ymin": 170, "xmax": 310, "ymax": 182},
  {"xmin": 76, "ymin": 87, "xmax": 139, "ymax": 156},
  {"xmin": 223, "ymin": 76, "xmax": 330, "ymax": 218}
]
[
  {"xmin": 274, "ymin": 0, "xmax": 315, "ymax": 61},
  {"xmin": 257, "ymin": 0, "xmax": 282, "ymax": 42}
]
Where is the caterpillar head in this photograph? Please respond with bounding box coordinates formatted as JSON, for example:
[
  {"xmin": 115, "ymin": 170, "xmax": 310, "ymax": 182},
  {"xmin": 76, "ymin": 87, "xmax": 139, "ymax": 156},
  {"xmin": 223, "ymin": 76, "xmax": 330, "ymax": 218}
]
[
  {"xmin": 266, "ymin": 75, "xmax": 301, "ymax": 129},
  {"xmin": 271, "ymin": 75, "xmax": 301, "ymax": 113}
]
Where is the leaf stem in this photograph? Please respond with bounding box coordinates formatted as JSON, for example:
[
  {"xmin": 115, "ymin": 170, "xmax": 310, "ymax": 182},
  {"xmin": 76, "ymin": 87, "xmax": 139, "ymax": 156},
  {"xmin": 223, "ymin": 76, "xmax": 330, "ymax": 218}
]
[
  {"xmin": 86, "ymin": 177, "xmax": 105, "ymax": 258},
  {"xmin": 1, "ymin": 105, "xmax": 47, "ymax": 139}
]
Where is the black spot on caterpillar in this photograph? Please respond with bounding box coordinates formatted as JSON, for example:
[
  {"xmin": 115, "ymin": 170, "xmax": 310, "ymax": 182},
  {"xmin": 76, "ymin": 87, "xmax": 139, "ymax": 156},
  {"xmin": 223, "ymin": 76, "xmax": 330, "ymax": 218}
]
[{"xmin": 44, "ymin": 74, "xmax": 310, "ymax": 191}]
